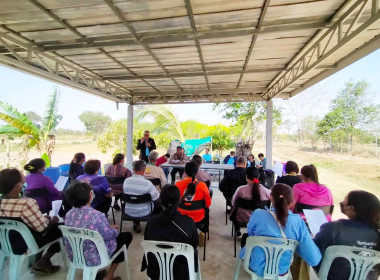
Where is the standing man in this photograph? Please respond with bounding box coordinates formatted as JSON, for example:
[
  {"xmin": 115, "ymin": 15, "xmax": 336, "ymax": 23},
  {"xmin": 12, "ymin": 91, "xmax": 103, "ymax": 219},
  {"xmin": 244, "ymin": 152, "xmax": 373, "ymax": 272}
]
[
  {"xmin": 169, "ymin": 146, "xmax": 189, "ymax": 184},
  {"xmin": 202, "ymin": 148, "xmax": 212, "ymax": 163},
  {"xmin": 137, "ymin": 130, "xmax": 156, "ymax": 163}
]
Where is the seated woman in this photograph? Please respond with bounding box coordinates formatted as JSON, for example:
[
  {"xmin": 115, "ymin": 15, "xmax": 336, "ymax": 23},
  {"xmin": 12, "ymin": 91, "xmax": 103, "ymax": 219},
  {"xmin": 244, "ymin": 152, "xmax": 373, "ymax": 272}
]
[
  {"xmin": 239, "ymin": 183, "xmax": 321, "ymax": 278},
  {"xmin": 175, "ymin": 161, "xmax": 211, "ymax": 236},
  {"xmin": 24, "ymin": 158, "xmax": 62, "ymax": 214},
  {"xmin": 293, "ymin": 164, "xmax": 333, "ymax": 220},
  {"xmin": 314, "ymin": 190, "xmax": 380, "ymax": 280},
  {"xmin": 0, "ymin": 168, "xmax": 62, "ymax": 274},
  {"xmin": 276, "ymin": 160, "xmax": 301, "ymax": 188},
  {"xmin": 105, "ymin": 153, "xmax": 132, "ymax": 210},
  {"xmin": 68, "ymin": 152, "xmax": 85, "ymax": 183},
  {"xmin": 143, "ymin": 184, "xmax": 198, "ymax": 280},
  {"xmin": 64, "ymin": 181, "xmax": 133, "ymax": 280},
  {"xmin": 231, "ymin": 167, "xmax": 270, "ymax": 235},
  {"xmin": 246, "ymin": 154, "xmax": 255, "ymax": 168},
  {"xmin": 77, "ymin": 159, "xmax": 113, "ymax": 215}
]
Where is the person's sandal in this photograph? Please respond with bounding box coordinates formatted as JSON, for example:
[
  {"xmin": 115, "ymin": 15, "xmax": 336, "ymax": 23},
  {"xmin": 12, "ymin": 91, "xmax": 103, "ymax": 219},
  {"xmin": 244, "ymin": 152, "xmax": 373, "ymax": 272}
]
[
  {"xmin": 95, "ymin": 269, "xmax": 107, "ymax": 280},
  {"xmin": 113, "ymin": 203, "xmax": 121, "ymax": 211},
  {"xmin": 32, "ymin": 264, "xmax": 61, "ymax": 274},
  {"xmin": 198, "ymin": 232, "xmax": 205, "ymax": 247}
]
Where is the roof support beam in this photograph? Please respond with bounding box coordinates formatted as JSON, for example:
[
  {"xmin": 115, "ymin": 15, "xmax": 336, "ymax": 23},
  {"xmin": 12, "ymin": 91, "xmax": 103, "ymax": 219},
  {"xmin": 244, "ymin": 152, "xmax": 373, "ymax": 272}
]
[
  {"xmin": 237, "ymin": 0, "xmax": 271, "ymax": 88},
  {"xmin": 104, "ymin": 0, "xmax": 184, "ymax": 92},
  {"xmin": 288, "ymin": 33, "xmax": 380, "ymax": 98},
  {"xmin": 104, "ymin": 67, "xmax": 284, "ymax": 80},
  {"xmin": 41, "ymin": 21, "xmax": 326, "ymax": 51},
  {"xmin": 27, "ymin": 0, "xmax": 157, "ymax": 92},
  {"xmin": 130, "ymin": 91, "xmax": 266, "ymax": 104},
  {"xmin": 184, "ymin": 0, "xmax": 210, "ymax": 90},
  {"xmin": 264, "ymin": 0, "xmax": 380, "ymax": 99},
  {"xmin": 0, "ymin": 31, "xmax": 130, "ymax": 102}
]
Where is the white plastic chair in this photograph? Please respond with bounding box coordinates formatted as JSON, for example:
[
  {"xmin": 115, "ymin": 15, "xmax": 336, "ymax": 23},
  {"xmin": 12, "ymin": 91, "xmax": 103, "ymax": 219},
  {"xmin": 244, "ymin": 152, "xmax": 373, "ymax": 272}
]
[
  {"xmin": 234, "ymin": 236, "xmax": 299, "ymax": 280},
  {"xmin": 59, "ymin": 225, "xmax": 130, "ymax": 280},
  {"xmin": 318, "ymin": 245, "xmax": 380, "ymax": 280},
  {"xmin": 0, "ymin": 218, "xmax": 65, "ymax": 280},
  {"xmin": 141, "ymin": 240, "xmax": 202, "ymax": 280}
]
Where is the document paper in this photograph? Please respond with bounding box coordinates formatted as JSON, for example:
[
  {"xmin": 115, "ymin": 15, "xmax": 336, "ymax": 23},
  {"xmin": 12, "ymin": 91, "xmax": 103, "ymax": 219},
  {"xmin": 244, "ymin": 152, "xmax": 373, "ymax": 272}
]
[
  {"xmin": 55, "ymin": 176, "xmax": 68, "ymax": 191},
  {"xmin": 303, "ymin": 209, "xmax": 328, "ymax": 236}
]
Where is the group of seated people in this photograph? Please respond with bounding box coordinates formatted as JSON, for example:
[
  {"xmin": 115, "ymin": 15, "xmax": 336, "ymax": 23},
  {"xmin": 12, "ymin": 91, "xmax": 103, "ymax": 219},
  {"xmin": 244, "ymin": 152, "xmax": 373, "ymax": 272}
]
[
  {"xmin": 1, "ymin": 150, "xmax": 379, "ymax": 280},
  {"xmin": 0, "ymin": 148, "xmax": 214, "ymax": 279},
  {"xmin": 222, "ymin": 157, "xmax": 379, "ymax": 280}
]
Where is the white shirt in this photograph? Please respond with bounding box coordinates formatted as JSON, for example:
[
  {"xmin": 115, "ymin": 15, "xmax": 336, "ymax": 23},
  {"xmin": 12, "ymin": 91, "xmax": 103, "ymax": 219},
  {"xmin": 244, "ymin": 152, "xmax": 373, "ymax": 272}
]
[{"xmin": 123, "ymin": 174, "xmax": 160, "ymax": 217}]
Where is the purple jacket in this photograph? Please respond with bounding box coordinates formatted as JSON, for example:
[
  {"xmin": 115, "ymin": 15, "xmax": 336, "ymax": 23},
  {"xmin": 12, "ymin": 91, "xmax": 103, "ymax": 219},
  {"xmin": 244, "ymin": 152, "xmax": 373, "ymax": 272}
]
[{"xmin": 25, "ymin": 173, "xmax": 62, "ymax": 213}]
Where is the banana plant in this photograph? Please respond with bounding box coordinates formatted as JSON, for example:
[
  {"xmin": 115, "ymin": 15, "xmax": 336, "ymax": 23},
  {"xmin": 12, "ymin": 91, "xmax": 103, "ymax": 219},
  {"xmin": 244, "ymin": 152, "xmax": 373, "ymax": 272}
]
[
  {"xmin": 0, "ymin": 87, "xmax": 62, "ymax": 166},
  {"xmin": 135, "ymin": 105, "xmax": 185, "ymax": 142}
]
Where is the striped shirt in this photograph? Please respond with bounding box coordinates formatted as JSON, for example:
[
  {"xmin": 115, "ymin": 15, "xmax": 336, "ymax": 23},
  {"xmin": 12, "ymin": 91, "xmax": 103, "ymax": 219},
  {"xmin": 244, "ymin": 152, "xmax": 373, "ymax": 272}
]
[
  {"xmin": 123, "ymin": 174, "xmax": 160, "ymax": 217},
  {"xmin": 0, "ymin": 198, "xmax": 48, "ymax": 232}
]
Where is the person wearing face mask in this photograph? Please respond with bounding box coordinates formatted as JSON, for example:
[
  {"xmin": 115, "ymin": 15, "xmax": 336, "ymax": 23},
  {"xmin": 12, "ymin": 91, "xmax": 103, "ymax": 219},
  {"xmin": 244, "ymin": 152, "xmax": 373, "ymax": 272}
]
[
  {"xmin": 64, "ymin": 181, "xmax": 133, "ymax": 280},
  {"xmin": 0, "ymin": 168, "xmax": 62, "ymax": 274},
  {"xmin": 313, "ymin": 190, "xmax": 380, "ymax": 280},
  {"xmin": 24, "ymin": 158, "xmax": 62, "ymax": 214}
]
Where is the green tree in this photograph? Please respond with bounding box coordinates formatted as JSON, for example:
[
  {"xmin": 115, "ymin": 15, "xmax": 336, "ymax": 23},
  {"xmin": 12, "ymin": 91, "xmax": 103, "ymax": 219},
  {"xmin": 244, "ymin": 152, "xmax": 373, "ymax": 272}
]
[
  {"xmin": 208, "ymin": 125, "xmax": 234, "ymax": 159},
  {"xmin": 181, "ymin": 120, "xmax": 209, "ymax": 139},
  {"xmin": 97, "ymin": 119, "xmax": 127, "ymax": 155},
  {"xmin": 135, "ymin": 105, "xmax": 184, "ymax": 142},
  {"xmin": 0, "ymin": 87, "xmax": 62, "ymax": 165},
  {"xmin": 317, "ymin": 80, "xmax": 379, "ymax": 153},
  {"xmin": 213, "ymin": 102, "xmax": 282, "ymax": 156},
  {"xmin": 97, "ymin": 119, "xmax": 155, "ymax": 158},
  {"xmin": 79, "ymin": 111, "xmax": 112, "ymax": 140}
]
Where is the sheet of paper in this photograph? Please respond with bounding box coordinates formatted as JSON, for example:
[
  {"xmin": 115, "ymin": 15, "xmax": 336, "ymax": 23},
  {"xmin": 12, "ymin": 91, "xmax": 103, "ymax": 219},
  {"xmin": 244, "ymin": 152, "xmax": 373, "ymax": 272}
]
[
  {"xmin": 303, "ymin": 209, "xmax": 328, "ymax": 236},
  {"xmin": 272, "ymin": 161, "xmax": 283, "ymax": 177},
  {"xmin": 50, "ymin": 200, "xmax": 62, "ymax": 217},
  {"xmin": 55, "ymin": 176, "xmax": 68, "ymax": 191}
]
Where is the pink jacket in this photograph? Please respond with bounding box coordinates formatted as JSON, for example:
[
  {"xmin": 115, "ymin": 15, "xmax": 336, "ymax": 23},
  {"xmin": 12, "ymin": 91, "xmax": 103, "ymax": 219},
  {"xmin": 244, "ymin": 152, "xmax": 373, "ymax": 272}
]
[{"xmin": 293, "ymin": 182, "xmax": 334, "ymax": 220}]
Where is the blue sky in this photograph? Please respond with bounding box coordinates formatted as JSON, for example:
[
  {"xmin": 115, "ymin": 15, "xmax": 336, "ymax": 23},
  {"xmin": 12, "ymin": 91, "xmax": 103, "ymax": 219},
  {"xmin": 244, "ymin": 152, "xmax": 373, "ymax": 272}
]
[{"xmin": 0, "ymin": 49, "xmax": 379, "ymax": 131}]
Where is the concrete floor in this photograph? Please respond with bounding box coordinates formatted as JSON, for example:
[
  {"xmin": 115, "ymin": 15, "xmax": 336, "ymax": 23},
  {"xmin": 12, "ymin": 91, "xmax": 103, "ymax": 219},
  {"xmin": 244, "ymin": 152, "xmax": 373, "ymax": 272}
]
[{"xmin": 1, "ymin": 183, "xmax": 319, "ymax": 280}]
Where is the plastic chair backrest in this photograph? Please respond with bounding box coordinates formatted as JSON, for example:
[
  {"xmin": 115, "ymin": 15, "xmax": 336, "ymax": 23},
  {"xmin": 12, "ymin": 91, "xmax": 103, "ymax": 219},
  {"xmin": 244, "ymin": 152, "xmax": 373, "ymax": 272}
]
[
  {"xmin": 237, "ymin": 198, "xmax": 270, "ymax": 211},
  {"xmin": 318, "ymin": 245, "xmax": 380, "ymax": 280},
  {"xmin": 120, "ymin": 193, "xmax": 152, "ymax": 204},
  {"xmin": 141, "ymin": 240, "xmax": 196, "ymax": 280},
  {"xmin": 105, "ymin": 176, "xmax": 125, "ymax": 185},
  {"xmin": 243, "ymin": 236, "xmax": 299, "ymax": 279},
  {"xmin": 147, "ymin": 178, "xmax": 161, "ymax": 187},
  {"xmin": 0, "ymin": 219, "xmax": 39, "ymax": 256},
  {"xmin": 59, "ymin": 225, "xmax": 110, "ymax": 268},
  {"xmin": 294, "ymin": 203, "xmax": 334, "ymax": 215}
]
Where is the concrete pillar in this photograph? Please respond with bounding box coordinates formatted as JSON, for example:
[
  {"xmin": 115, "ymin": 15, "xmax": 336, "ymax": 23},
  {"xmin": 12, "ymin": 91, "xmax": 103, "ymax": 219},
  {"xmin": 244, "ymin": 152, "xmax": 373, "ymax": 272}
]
[
  {"xmin": 126, "ymin": 104, "xmax": 134, "ymax": 170},
  {"xmin": 266, "ymin": 100, "xmax": 273, "ymax": 169}
]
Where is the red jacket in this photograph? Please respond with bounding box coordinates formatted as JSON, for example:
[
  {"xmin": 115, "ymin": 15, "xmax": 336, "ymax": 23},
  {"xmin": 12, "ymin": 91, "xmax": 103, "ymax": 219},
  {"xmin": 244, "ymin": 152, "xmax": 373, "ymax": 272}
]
[{"xmin": 155, "ymin": 156, "xmax": 167, "ymax": 166}]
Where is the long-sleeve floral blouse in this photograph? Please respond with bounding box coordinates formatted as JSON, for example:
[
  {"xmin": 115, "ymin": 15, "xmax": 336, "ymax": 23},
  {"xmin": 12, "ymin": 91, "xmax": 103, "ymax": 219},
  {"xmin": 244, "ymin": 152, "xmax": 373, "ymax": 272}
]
[{"xmin": 64, "ymin": 206, "xmax": 118, "ymax": 266}]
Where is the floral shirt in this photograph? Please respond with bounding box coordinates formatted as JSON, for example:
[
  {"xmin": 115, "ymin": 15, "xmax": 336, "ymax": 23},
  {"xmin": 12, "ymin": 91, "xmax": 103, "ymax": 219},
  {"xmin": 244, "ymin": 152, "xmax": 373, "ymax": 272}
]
[{"xmin": 64, "ymin": 206, "xmax": 118, "ymax": 266}]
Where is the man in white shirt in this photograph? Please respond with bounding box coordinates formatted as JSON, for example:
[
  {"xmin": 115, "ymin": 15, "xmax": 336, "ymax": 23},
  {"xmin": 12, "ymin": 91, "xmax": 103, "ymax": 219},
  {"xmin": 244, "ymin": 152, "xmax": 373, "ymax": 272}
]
[
  {"xmin": 123, "ymin": 160, "xmax": 160, "ymax": 233},
  {"xmin": 144, "ymin": 151, "xmax": 167, "ymax": 190}
]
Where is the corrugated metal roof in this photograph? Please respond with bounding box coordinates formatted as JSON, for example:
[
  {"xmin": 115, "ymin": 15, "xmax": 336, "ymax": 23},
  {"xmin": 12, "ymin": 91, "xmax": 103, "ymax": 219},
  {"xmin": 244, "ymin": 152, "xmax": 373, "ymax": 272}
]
[{"xmin": 0, "ymin": 0, "xmax": 379, "ymax": 104}]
